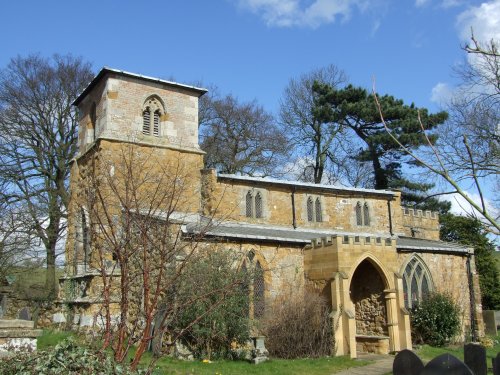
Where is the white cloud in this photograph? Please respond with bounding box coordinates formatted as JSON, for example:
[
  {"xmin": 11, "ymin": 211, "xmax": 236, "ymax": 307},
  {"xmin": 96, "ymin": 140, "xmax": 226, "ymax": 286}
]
[
  {"xmin": 445, "ymin": 191, "xmax": 499, "ymax": 226},
  {"xmin": 415, "ymin": 0, "xmax": 430, "ymax": 7},
  {"xmin": 430, "ymin": 82, "xmax": 454, "ymax": 104},
  {"xmin": 457, "ymin": 0, "xmax": 500, "ymax": 43},
  {"xmin": 414, "ymin": 0, "xmax": 462, "ymax": 8},
  {"xmin": 236, "ymin": 0, "xmax": 367, "ymax": 28}
]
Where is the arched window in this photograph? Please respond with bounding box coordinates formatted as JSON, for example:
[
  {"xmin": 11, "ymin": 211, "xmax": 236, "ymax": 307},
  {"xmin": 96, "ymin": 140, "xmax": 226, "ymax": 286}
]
[
  {"xmin": 355, "ymin": 201, "xmax": 370, "ymax": 226},
  {"xmin": 402, "ymin": 256, "xmax": 433, "ymax": 309},
  {"xmin": 307, "ymin": 197, "xmax": 314, "ymax": 222},
  {"xmin": 255, "ymin": 192, "xmax": 263, "ymax": 218},
  {"xmin": 90, "ymin": 102, "xmax": 97, "ymax": 141},
  {"xmin": 241, "ymin": 253, "xmax": 266, "ymax": 320},
  {"xmin": 246, "ymin": 191, "xmax": 253, "ymax": 217},
  {"xmin": 355, "ymin": 202, "xmax": 363, "ymax": 226},
  {"xmin": 254, "ymin": 261, "xmax": 265, "ymax": 318},
  {"xmin": 245, "ymin": 190, "xmax": 265, "ymax": 219},
  {"xmin": 142, "ymin": 96, "xmax": 164, "ymax": 136},
  {"xmin": 315, "ymin": 198, "xmax": 322, "ymax": 222},
  {"xmin": 363, "ymin": 203, "xmax": 370, "ymax": 226}
]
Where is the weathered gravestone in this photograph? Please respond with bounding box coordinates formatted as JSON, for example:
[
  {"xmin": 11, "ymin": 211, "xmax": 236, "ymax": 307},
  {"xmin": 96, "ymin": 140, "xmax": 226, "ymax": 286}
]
[
  {"xmin": 393, "ymin": 349, "xmax": 425, "ymax": 375},
  {"xmin": 493, "ymin": 352, "xmax": 500, "ymax": 375},
  {"xmin": 18, "ymin": 307, "xmax": 31, "ymax": 321},
  {"xmin": 421, "ymin": 353, "xmax": 473, "ymax": 375},
  {"xmin": 464, "ymin": 343, "xmax": 487, "ymax": 375}
]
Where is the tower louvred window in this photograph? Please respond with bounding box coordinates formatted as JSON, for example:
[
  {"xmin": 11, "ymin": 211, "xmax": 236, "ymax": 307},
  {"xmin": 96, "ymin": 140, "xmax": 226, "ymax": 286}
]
[
  {"xmin": 142, "ymin": 96, "xmax": 164, "ymax": 136},
  {"xmin": 142, "ymin": 109, "xmax": 151, "ymax": 135},
  {"xmin": 153, "ymin": 110, "xmax": 160, "ymax": 136}
]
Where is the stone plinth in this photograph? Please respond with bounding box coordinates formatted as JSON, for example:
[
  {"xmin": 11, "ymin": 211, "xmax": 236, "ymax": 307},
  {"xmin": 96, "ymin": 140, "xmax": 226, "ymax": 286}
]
[
  {"xmin": 0, "ymin": 319, "xmax": 43, "ymax": 355},
  {"xmin": 356, "ymin": 335, "xmax": 390, "ymax": 354}
]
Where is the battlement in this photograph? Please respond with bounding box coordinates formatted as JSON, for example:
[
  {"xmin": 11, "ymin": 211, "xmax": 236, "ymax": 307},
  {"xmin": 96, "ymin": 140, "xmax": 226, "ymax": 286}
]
[
  {"xmin": 401, "ymin": 207, "xmax": 439, "ymax": 219},
  {"xmin": 307, "ymin": 235, "xmax": 395, "ymax": 250}
]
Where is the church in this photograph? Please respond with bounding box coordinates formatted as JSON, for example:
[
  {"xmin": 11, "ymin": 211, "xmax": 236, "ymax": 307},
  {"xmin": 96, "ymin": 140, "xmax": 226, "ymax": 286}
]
[{"xmin": 62, "ymin": 67, "xmax": 484, "ymax": 358}]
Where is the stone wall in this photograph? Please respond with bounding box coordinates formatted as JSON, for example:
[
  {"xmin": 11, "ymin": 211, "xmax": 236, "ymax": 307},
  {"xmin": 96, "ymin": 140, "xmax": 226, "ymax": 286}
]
[{"xmin": 351, "ymin": 260, "xmax": 388, "ymax": 336}]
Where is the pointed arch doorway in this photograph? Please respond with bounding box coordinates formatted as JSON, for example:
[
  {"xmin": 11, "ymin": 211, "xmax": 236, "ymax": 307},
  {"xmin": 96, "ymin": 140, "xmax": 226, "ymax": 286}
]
[{"xmin": 350, "ymin": 259, "xmax": 390, "ymax": 354}]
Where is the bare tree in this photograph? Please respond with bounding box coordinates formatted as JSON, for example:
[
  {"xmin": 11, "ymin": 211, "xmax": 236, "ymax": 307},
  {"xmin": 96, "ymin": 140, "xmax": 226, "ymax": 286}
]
[
  {"xmin": 374, "ymin": 35, "xmax": 499, "ymax": 233},
  {"xmin": 0, "ymin": 54, "xmax": 94, "ymax": 297},
  {"xmin": 200, "ymin": 93, "xmax": 288, "ymax": 177},
  {"xmin": 74, "ymin": 143, "xmax": 248, "ymax": 372},
  {"xmin": 280, "ymin": 64, "xmax": 348, "ymax": 183}
]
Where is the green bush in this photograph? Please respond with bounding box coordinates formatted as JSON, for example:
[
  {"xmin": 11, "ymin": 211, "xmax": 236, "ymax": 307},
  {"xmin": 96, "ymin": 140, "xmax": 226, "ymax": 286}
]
[
  {"xmin": 171, "ymin": 250, "xmax": 251, "ymax": 360},
  {"xmin": 411, "ymin": 292, "xmax": 460, "ymax": 347},
  {"xmin": 0, "ymin": 338, "xmax": 142, "ymax": 375}
]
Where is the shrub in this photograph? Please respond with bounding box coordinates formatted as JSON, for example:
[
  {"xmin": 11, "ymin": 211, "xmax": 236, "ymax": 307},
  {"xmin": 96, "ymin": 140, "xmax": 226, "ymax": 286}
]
[
  {"xmin": 0, "ymin": 338, "xmax": 142, "ymax": 375},
  {"xmin": 171, "ymin": 250, "xmax": 251, "ymax": 360},
  {"xmin": 411, "ymin": 292, "xmax": 460, "ymax": 347},
  {"xmin": 261, "ymin": 292, "xmax": 333, "ymax": 359}
]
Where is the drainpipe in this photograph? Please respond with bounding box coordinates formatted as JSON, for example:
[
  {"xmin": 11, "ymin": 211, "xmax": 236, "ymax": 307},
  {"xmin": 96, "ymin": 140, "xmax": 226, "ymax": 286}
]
[
  {"xmin": 466, "ymin": 252, "xmax": 478, "ymax": 342},
  {"xmin": 387, "ymin": 199, "xmax": 394, "ymax": 236},
  {"xmin": 291, "ymin": 187, "xmax": 297, "ymax": 229}
]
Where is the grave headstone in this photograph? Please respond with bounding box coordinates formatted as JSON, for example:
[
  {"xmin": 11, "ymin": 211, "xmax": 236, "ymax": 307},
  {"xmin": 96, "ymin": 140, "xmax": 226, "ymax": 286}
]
[
  {"xmin": 18, "ymin": 307, "xmax": 31, "ymax": 321},
  {"xmin": 393, "ymin": 349, "xmax": 424, "ymax": 375},
  {"xmin": 492, "ymin": 352, "xmax": 500, "ymax": 375},
  {"xmin": 464, "ymin": 343, "xmax": 487, "ymax": 375},
  {"xmin": 421, "ymin": 353, "xmax": 473, "ymax": 375}
]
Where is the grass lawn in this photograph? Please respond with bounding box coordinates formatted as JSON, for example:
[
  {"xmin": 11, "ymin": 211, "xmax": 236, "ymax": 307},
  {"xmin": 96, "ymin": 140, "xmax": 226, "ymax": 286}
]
[
  {"xmin": 37, "ymin": 330, "xmax": 369, "ymax": 375},
  {"xmin": 146, "ymin": 355, "xmax": 368, "ymax": 375}
]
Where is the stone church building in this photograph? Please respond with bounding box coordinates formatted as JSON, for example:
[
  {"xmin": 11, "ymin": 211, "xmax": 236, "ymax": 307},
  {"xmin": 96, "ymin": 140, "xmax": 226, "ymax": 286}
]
[{"xmin": 63, "ymin": 68, "xmax": 484, "ymax": 358}]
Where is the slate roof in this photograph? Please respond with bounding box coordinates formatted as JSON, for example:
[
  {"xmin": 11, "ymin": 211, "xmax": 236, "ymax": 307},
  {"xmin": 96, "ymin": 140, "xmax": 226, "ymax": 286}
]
[
  {"xmin": 217, "ymin": 174, "xmax": 396, "ymax": 197},
  {"xmin": 73, "ymin": 67, "xmax": 207, "ymax": 106},
  {"xmin": 183, "ymin": 220, "xmax": 471, "ymax": 254},
  {"xmin": 397, "ymin": 236, "xmax": 472, "ymax": 254}
]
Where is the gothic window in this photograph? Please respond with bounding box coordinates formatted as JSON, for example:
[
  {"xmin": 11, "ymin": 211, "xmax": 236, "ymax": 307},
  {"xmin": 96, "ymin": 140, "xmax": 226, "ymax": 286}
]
[
  {"xmin": 355, "ymin": 202, "xmax": 363, "ymax": 226},
  {"xmin": 254, "ymin": 261, "xmax": 265, "ymax": 318},
  {"xmin": 142, "ymin": 96, "xmax": 164, "ymax": 136},
  {"xmin": 242, "ymin": 253, "xmax": 266, "ymax": 320},
  {"xmin": 255, "ymin": 192, "xmax": 263, "ymax": 218},
  {"xmin": 307, "ymin": 197, "xmax": 314, "ymax": 222},
  {"xmin": 355, "ymin": 201, "xmax": 370, "ymax": 226},
  {"xmin": 245, "ymin": 190, "xmax": 264, "ymax": 219},
  {"xmin": 307, "ymin": 196, "xmax": 322, "ymax": 222},
  {"xmin": 90, "ymin": 102, "xmax": 97, "ymax": 141},
  {"xmin": 315, "ymin": 198, "xmax": 322, "ymax": 222},
  {"xmin": 246, "ymin": 191, "xmax": 253, "ymax": 217},
  {"xmin": 402, "ymin": 256, "xmax": 433, "ymax": 309},
  {"xmin": 363, "ymin": 203, "xmax": 370, "ymax": 226}
]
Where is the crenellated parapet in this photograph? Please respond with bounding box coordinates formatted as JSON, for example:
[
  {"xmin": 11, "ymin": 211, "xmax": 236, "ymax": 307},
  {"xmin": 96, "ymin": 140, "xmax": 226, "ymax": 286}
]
[{"xmin": 401, "ymin": 207, "xmax": 440, "ymax": 240}]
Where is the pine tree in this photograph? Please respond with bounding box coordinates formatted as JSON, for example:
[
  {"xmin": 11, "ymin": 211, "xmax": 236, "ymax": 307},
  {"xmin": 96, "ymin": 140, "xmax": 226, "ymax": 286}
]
[{"xmin": 312, "ymin": 83, "xmax": 448, "ymax": 203}]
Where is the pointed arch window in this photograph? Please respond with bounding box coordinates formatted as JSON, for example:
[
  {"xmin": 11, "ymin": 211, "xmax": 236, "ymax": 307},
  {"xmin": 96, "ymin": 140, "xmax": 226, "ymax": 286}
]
[
  {"xmin": 246, "ymin": 191, "xmax": 253, "ymax": 217},
  {"xmin": 142, "ymin": 96, "xmax": 164, "ymax": 136},
  {"xmin": 355, "ymin": 202, "xmax": 363, "ymax": 226},
  {"xmin": 241, "ymin": 252, "xmax": 266, "ymax": 319},
  {"xmin": 307, "ymin": 197, "xmax": 314, "ymax": 222},
  {"xmin": 306, "ymin": 196, "xmax": 323, "ymax": 222},
  {"xmin": 245, "ymin": 190, "xmax": 264, "ymax": 219},
  {"xmin": 315, "ymin": 198, "xmax": 322, "ymax": 222},
  {"xmin": 355, "ymin": 201, "xmax": 370, "ymax": 226},
  {"xmin": 255, "ymin": 192, "xmax": 263, "ymax": 218},
  {"xmin": 363, "ymin": 203, "xmax": 370, "ymax": 226},
  {"xmin": 402, "ymin": 256, "xmax": 433, "ymax": 309}
]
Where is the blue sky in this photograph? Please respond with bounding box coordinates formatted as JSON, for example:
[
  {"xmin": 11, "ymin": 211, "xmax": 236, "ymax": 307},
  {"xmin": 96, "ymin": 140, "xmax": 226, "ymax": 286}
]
[{"xmin": 1, "ymin": 0, "xmax": 498, "ymax": 115}]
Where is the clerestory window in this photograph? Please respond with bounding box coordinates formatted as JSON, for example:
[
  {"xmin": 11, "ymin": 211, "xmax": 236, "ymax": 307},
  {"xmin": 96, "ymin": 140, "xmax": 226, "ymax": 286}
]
[
  {"xmin": 307, "ymin": 196, "xmax": 323, "ymax": 222},
  {"xmin": 355, "ymin": 201, "xmax": 370, "ymax": 226},
  {"xmin": 245, "ymin": 191, "xmax": 264, "ymax": 219}
]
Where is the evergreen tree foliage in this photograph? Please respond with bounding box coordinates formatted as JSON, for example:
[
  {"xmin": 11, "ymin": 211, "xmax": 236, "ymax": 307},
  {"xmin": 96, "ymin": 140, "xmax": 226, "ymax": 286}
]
[
  {"xmin": 311, "ymin": 83, "xmax": 448, "ymax": 198},
  {"xmin": 440, "ymin": 214, "xmax": 500, "ymax": 310}
]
